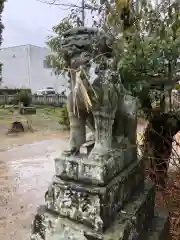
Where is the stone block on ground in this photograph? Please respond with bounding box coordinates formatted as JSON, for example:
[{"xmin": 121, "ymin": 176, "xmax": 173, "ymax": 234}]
[
  {"xmin": 8, "ymin": 121, "xmax": 25, "ymax": 133},
  {"xmin": 20, "ymin": 106, "xmax": 36, "ymax": 115}
]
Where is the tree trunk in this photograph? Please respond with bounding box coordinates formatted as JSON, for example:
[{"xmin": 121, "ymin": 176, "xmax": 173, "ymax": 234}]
[{"xmin": 142, "ymin": 111, "xmax": 180, "ymax": 188}]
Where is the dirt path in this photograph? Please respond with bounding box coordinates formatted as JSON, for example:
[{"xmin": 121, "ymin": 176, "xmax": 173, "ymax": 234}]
[
  {"xmin": 0, "ymin": 130, "xmax": 69, "ymax": 152},
  {"xmin": 0, "ymin": 137, "xmax": 69, "ymax": 240}
]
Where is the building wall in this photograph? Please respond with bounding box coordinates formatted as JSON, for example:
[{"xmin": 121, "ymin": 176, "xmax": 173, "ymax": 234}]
[
  {"xmin": 0, "ymin": 45, "xmax": 30, "ymax": 89},
  {"xmin": 0, "ymin": 44, "xmax": 67, "ymax": 93}
]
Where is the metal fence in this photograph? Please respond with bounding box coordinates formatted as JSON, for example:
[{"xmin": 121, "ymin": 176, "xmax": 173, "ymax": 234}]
[
  {"xmin": 32, "ymin": 95, "xmax": 67, "ymax": 106},
  {"xmin": 0, "ymin": 94, "xmax": 67, "ymax": 107}
]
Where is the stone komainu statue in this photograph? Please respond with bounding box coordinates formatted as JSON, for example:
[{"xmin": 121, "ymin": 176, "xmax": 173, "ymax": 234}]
[
  {"xmin": 30, "ymin": 27, "xmax": 169, "ymax": 240},
  {"xmin": 60, "ymin": 27, "xmax": 137, "ymax": 157}
]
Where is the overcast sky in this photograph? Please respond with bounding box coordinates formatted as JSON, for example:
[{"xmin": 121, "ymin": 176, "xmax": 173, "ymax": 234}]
[{"xmin": 2, "ymin": 0, "xmax": 75, "ymax": 48}]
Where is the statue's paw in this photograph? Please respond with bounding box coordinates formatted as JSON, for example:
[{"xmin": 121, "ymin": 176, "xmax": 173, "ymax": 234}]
[{"xmin": 62, "ymin": 147, "xmax": 80, "ymax": 157}]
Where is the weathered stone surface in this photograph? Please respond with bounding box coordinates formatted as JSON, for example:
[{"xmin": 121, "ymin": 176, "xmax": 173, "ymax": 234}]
[
  {"xmin": 46, "ymin": 161, "xmax": 144, "ymax": 232},
  {"xmin": 60, "ymin": 25, "xmax": 137, "ymax": 158},
  {"xmin": 31, "ymin": 181, "xmax": 169, "ymax": 240},
  {"xmin": 55, "ymin": 142, "xmax": 137, "ymax": 185},
  {"xmin": 30, "ymin": 206, "xmax": 102, "ymax": 240},
  {"xmin": 104, "ymin": 180, "xmax": 155, "ymax": 240},
  {"xmin": 140, "ymin": 210, "xmax": 170, "ymax": 240}
]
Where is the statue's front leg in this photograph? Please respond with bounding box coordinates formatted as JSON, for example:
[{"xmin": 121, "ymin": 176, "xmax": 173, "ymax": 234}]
[{"xmin": 64, "ymin": 92, "xmax": 86, "ymax": 156}]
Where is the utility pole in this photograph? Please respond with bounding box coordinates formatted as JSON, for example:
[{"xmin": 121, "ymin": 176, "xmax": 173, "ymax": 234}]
[{"xmin": 81, "ymin": 0, "xmax": 85, "ymax": 26}]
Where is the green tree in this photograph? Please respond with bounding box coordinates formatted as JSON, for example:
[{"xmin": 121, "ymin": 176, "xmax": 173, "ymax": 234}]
[
  {"xmin": 101, "ymin": 0, "xmax": 179, "ymax": 114},
  {"xmin": 46, "ymin": 18, "xmax": 75, "ymax": 75}
]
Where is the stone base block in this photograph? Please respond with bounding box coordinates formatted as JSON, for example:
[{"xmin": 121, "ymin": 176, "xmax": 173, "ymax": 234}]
[
  {"xmin": 45, "ymin": 161, "xmax": 144, "ymax": 232},
  {"xmin": 105, "ymin": 210, "xmax": 169, "ymax": 240},
  {"xmin": 55, "ymin": 143, "xmax": 137, "ymax": 185},
  {"xmin": 104, "ymin": 180, "xmax": 155, "ymax": 240},
  {"xmin": 30, "ymin": 181, "xmax": 167, "ymax": 240}
]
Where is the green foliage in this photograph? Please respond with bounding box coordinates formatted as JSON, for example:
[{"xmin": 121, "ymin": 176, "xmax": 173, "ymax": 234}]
[
  {"xmin": 114, "ymin": 1, "xmax": 180, "ymax": 92},
  {"xmin": 58, "ymin": 104, "xmax": 70, "ymax": 128},
  {"xmin": 104, "ymin": 0, "xmax": 180, "ymax": 117},
  {"xmin": 46, "ymin": 17, "xmax": 78, "ymax": 75},
  {"xmin": 17, "ymin": 90, "xmax": 32, "ymax": 107},
  {"xmin": 0, "ymin": 88, "xmax": 31, "ymax": 95}
]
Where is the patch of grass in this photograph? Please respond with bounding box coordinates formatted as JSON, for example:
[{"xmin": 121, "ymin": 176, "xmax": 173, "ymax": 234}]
[
  {"xmin": 0, "ymin": 105, "xmax": 64, "ymax": 131},
  {"xmin": 36, "ymin": 106, "xmax": 62, "ymax": 122}
]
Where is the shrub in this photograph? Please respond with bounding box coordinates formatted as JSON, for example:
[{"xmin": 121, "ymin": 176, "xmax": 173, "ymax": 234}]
[
  {"xmin": 18, "ymin": 90, "xmax": 32, "ymax": 107},
  {"xmin": 11, "ymin": 94, "xmax": 19, "ymax": 105},
  {"xmin": 0, "ymin": 88, "xmax": 31, "ymax": 95},
  {"xmin": 58, "ymin": 104, "xmax": 70, "ymax": 128}
]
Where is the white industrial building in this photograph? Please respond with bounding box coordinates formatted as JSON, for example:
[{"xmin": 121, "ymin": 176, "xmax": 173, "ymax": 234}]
[{"xmin": 0, "ymin": 44, "xmax": 67, "ymax": 93}]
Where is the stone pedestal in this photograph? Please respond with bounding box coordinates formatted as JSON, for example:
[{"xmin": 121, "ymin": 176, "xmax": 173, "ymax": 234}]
[{"xmin": 30, "ymin": 149, "xmax": 169, "ymax": 240}]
